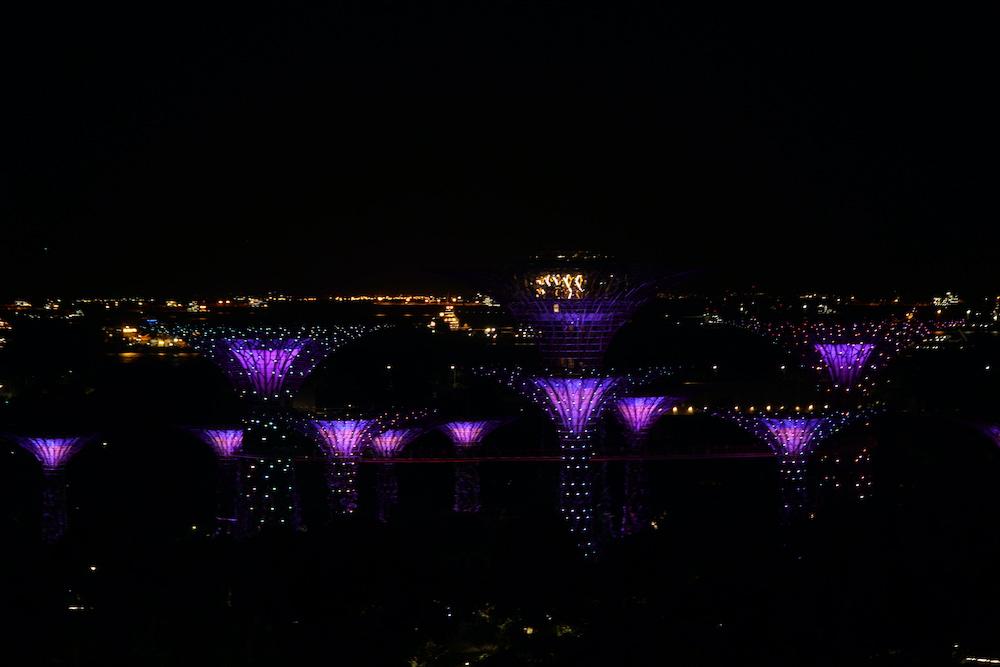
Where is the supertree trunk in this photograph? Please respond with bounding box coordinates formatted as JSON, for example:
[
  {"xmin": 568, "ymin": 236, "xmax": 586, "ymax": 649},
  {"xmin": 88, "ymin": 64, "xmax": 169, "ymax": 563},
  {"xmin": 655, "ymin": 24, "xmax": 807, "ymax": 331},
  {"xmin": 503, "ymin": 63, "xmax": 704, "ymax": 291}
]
[
  {"xmin": 375, "ymin": 463, "xmax": 399, "ymax": 524},
  {"xmin": 239, "ymin": 456, "xmax": 304, "ymax": 534},
  {"xmin": 559, "ymin": 435, "xmax": 597, "ymax": 559},
  {"xmin": 620, "ymin": 460, "xmax": 650, "ymax": 537},
  {"xmin": 215, "ymin": 458, "xmax": 243, "ymax": 537},
  {"xmin": 777, "ymin": 453, "xmax": 813, "ymax": 523},
  {"xmin": 325, "ymin": 456, "xmax": 359, "ymax": 518},
  {"xmin": 40, "ymin": 470, "xmax": 69, "ymax": 544},
  {"xmin": 452, "ymin": 462, "xmax": 481, "ymax": 513}
]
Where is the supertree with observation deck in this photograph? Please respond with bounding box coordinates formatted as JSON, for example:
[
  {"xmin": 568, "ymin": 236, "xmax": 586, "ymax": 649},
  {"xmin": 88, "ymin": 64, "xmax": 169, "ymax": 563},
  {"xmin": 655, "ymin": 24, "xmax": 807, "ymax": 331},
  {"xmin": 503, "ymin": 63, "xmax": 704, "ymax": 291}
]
[
  {"xmin": 310, "ymin": 418, "xmax": 378, "ymax": 517},
  {"xmin": 744, "ymin": 317, "xmax": 930, "ymax": 398},
  {"xmin": 11, "ymin": 435, "xmax": 91, "ymax": 543},
  {"xmin": 191, "ymin": 428, "xmax": 245, "ymax": 536},
  {"xmin": 440, "ymin": 420, "xmax": 504, "ymax": 513},
  {"xmin": 718, "ymin": 405, "xmax": 867, "ymax": 521},
  {"xmin": 614, "ymin": 396, "xmax": 683, "ymax": 536},
  {"xmin": 159, "ymin": 324, "xmax": 375, "ymax": 405}
]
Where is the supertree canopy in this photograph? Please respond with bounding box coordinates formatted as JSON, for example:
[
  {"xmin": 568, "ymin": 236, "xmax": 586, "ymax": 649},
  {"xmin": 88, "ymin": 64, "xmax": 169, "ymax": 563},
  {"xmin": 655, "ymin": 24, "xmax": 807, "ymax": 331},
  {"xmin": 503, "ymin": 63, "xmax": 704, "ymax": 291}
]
[
  {"xmin": 312, "ymin": 419, "xmax": 377, "ymax": 457},
  {"xmin": 616, "ymin": 396, "xmax": 681, "ymax": 441},
  {"xmin": 440, "ymin": 420, "xmax": 502, "ymax": 448},
  {"xmin": 180, "ymin": 325, "xmax": 373, "ymax": 402},
  {"xmin": 507, "ymin": 255, "xmax": 649, "ymax": 370},
  {"xmin": 192, "ymin": 428, "xmax": 244, "ymax": 458},
  {"xmin": 813, "ymin": 343, "xmax": 876, "ymax": 388},
  {"xmin": 533, "ymin": 376, "xmax": 622, "ymax": 437},
  {"xmin": 16, "ymin": 436, "xmax": 89, "ymax": 470},
  {"xmin": 371, "ymin": 428, "xmax": 423, "ymax": 458}
]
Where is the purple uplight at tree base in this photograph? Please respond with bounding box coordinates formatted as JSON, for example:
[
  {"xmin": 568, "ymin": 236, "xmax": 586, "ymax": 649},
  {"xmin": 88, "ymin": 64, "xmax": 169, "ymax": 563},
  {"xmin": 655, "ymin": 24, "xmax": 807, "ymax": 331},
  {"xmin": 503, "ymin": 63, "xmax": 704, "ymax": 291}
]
[
  {"xmin": 440, "ymin": 420, "xmax": 502, "ymax": 448},
  {"xmin": 193, "ymin": 429, "xmax": 244, "ymax": 458},
  {"xmin": 814, "ymin": 343, "xmax": 876, "ymax": 387},
  {"xmin": 313, "ymin": 420, "xmax": 376, "ymax": 457},
  {"xmin": 371, "ymin": 428, "xmax": 422, "ymax": 457},
  {"xmin": 616, "ymin": 396, "xmax": 679, "ymax": 438},
  {"xmin": 16, "ymin": 437, "xmax": 88, "ymax": 470},
  {"xmin": 534, "ymin": 377, "xmax": 621, "ymax": 436}
]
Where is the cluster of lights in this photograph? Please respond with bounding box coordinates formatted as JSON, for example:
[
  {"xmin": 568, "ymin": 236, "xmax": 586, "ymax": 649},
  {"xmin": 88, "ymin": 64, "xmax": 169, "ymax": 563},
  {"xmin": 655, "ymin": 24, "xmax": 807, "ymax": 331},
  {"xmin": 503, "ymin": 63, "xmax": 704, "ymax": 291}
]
[{"xmin": 243, "ymin": 457, "xmax": 300, "ymax": 529}]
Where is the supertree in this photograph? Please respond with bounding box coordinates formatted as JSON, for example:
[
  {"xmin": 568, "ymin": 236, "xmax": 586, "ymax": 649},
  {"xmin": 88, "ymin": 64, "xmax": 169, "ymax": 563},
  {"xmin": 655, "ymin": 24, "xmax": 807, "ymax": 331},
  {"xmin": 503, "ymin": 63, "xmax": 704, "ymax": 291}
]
[
  {"xmin": 440, "ymin": 420, "xmax": 504, "ymax": 513},
  {"xmin": 176, "ymin": 324, "xmax": 374, "ymax": 404},
  {"xmin": 719, "ymin": 406, "xmax": 862, "ymax": 521},
  {"xmin": 614, "ymin": 396, "xmax": 683, "ymax": 536},
  {"xmin": 13, "ymin": 436, "xmax": 90, "ymax": 543},
  {"xmin": 310, "ymin": 419, "xmax": 377, "ymax": 517},
  {"xmin": 191, "ymin": 428, "xmax": 245, "ymax": 536},
  {"xmin": 507, "ymin": 255, "xmax": 649, "ymax": 371},
  {"xmin": 370, "ymin": 427, "xmax": 424, "ymax": 523},
  {"xmin": 236, "ymin": 411, "xmax": 307, "ymax": 533},
  {"xmin": 744, "ymin": 318, "xmax": 930, "ymax": 397}
]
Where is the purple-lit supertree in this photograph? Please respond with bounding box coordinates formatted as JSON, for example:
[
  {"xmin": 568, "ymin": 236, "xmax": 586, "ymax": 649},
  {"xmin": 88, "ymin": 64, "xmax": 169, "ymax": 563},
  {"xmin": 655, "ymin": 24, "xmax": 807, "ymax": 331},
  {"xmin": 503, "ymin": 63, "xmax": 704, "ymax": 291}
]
[
  {"xmin": 440, "ymin": 420, "xmax": 503, "ymax": 513},
  {"xmin": 181, "ymin": 325, "xmax": 373, "ymax": 404},
  {"xmin": 14, "ymin": 436, "xmax": 90, "ymax": 543},
  {"xmin": 614, "ymin": 396, "xmax": 682, "ymax": 536},
  {"xmin": 745, "ymin": 318, "xmax": 929, "ymax": 397},
  {"xmin": 311, "ymin": 419, "xmax": 377, "ymax": 517},
  {"xmin": 370, "ymin": 427, "xmax": 423, "ymax": 523},
  {"xmin": 720, "ymin": 407, "xmax": 860, "ymax": 521},
  {"xmin": 191, "ymin": 428, "xmax": 245, "ymax": 536}
]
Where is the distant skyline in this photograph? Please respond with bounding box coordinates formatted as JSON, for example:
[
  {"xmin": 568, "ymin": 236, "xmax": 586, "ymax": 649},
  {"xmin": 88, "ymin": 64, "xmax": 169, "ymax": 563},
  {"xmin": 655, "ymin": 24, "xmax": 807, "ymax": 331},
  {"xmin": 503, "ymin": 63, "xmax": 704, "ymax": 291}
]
[{"xmin": 2, "ymin": 5, "xmax": 992, "ymax": 296}]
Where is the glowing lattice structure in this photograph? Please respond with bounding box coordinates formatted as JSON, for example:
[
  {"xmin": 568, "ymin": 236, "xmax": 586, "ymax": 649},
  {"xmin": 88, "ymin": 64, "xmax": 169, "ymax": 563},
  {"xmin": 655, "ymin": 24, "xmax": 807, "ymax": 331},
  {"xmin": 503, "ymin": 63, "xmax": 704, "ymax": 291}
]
[
  {"xmin": 616, "ymin": 396, "xmax": 682, "ymax": 445},
  {"xmin": 813, "ymin": 343, "xmax": 876, "ymax": 388},
  {"xmin": 440, "ymin": 420, "xmax": 502, "ymax": 448},
  {"xmin": 371, "ymin": 427, "xmax": 424, "ymax": 523},
  {"xmin": 508, "ymin": 259, "xmax": 649, "ymax": 370},
  {"xmin": 192, "ymin": 429, "xmax": 244, "ymax": 458},
  {"xmin": 13, "ymin": 436, "xmax": 90, "ymax": 543},
  {"xmin": 191, "ymin": 428, "xmax": 245, "ymax": 535},
  {"xmin": 371, "ymin": 428, "xmax": 422, "ymax": 458},
  {"xmin": 721, "ymin": 407, "xmax": 860, "ymax": 520},
  {"xmin": 179, "ymin": 325, "xmax": 374, "ymax": 402},
  {"xmin": 311, "ymin": 419, "xmax": 377, "ymax": 517},
  {"xmin": 16, "ymin": 436, "xmax": 88, "ymax": 470}
]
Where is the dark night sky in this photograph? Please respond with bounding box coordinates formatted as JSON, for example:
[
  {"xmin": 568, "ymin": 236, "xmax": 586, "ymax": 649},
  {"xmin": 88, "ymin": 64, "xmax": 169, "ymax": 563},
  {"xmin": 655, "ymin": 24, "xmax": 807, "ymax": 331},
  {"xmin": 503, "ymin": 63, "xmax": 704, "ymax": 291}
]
[{"xmin": 0, "ymin": 4, "xmax": 993, "ymax": 296}]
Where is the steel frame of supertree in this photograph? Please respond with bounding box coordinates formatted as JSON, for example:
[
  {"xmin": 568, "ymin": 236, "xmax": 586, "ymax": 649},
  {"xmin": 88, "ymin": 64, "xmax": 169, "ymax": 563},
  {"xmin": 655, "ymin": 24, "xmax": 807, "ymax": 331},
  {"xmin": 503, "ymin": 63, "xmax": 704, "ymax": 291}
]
[
  {"xmin": 719, "ymin": 406, "xmax": 862, "ymax": 520},
  {"xmin": 744, "ymin": 318, "xmax": 930, "ymax": 396},
  {"xmin": 311, "ymin": 419, "xmax": 378, "ymax": 517},
  {"xmin": 614, "ymin": 396, "xmax": 682, "ymax": 536},
  {"xmin": 191, "ymin": 428, "xmax": 245, "ymax": 535},
  {"xmin": 440, "ymin": 420, "xmax": 504, "ymax": 513},
  {"xmin": 370, "ymin": 427, "xmax": 424, "ymax": 523},
  {"xmin": 181, "ymin": 324, "xmax": 374, "ymax": 403},
  {"xmin": 507, "ymin": 267, "xmax": 649, "ymax": 371},
  {"xmin": 480, "ymin": 366, "xmax": 666, "ymax": 557},
  {"xmin": 14, "ymin": 436, "xmax": 90, "ymax": 543}
]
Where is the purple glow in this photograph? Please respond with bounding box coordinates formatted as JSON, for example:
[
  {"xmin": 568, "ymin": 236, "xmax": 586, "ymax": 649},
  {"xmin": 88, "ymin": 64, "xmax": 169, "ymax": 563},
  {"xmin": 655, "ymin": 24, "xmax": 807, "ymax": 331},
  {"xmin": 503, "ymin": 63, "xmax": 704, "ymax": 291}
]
[
  {"xmin": 193, "ymin": 429, "xmax": 244, "ymax": 458},
  {"xmin": 226, "ymin": 338, "xmax": 306, "ymax": 396},
  {"xmin": 371, "ymin": 428, "xmax": 422, "ymax": 457},
  {"xmin": 814, "ymin": 343, "xmax": 876, "ymax": 386},
  {"xmin": 983, "ymin": 424, "xmax": 1000, "ymax": 447},
  {"xmin": 761, "ymin": 418, "xmax": 825, "ymax": 456},
  {"xmin": 16, "ymin": 437, "xmax": 88, "ymax": 470},
  {"xmin": 441, "ymin": 420, "xmax": 501, "ymax": 448},
  {"xmin": 534, "ymin": 377, "xmax": 620, "ymax": 435},
  {"xmin": 616, "ymin": 396, "xmax": 679, "ymax": 436},
  {"xmin": 313, "ymin": 419, "xmax": 376, "ymax": 457}
]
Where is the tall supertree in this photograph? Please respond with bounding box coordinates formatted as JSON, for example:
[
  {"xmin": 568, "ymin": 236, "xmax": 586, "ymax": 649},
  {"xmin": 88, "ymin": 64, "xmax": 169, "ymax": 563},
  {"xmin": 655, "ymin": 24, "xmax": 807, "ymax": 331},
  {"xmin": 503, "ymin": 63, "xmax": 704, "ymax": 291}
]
[
  {"xmin": 311, "ymin": 419, "xmax": 377, "ymax": 517},
  {"xmin": 370, "ymin": 427, "xmax": 423, "ymax": 523},
  {"xmin": 191, "ymin": 428, "xmax": 245, "ymax": 536},
  {"xmin": 507, "ymin": 257, "xmax": 648, "ymax": 371},
  {"xmin": 178, "ymin": 325, "xmax": 373, "ymax": 404},
  {"xmin": 14, "ymin": 436, "xmax": 90, "ymax": 543},
  {"xmin": 744, "ymin": 318, "xmax": 929, "ymax": 397},
  {"xmin": 720, "ymin": 407, "xmax": 860, "ymax": 521},
  {"xmin": 614, "ymin": 396, "xmax": 682, "ymax": 536},
  {"xmin": 440, "ymin": 420, "xmax": 503, "ymax": 513}
]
